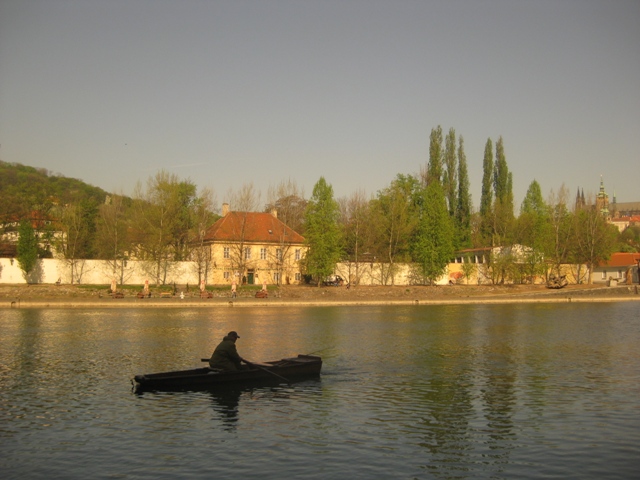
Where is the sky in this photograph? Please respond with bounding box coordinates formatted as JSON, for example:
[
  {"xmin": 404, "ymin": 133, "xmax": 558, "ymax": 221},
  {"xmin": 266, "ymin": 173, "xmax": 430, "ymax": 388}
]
[{"xmin": 1, "ymin": 0, "xmax": 639, "ymax": 213}]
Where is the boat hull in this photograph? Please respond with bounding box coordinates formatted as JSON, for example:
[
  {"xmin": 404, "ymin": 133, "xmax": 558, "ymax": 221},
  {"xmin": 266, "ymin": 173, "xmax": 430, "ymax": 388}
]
[{"xmin": 133, "ymin": 354, "xmax": 322, "ymax": 392}]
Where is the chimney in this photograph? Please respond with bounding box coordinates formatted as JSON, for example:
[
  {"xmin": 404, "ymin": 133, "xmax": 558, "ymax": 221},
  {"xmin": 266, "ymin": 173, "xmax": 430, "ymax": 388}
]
[
  {"xmin": 271, "ymin": 208, "xmax": 278, "ymax": 219},
  {"xmin": 222, "ymin": 203, "xmax": 229, "ymax": 216}
]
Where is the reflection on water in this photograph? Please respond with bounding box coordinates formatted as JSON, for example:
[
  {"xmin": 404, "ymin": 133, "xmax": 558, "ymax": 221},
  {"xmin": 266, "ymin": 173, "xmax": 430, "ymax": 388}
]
[{"xmin": 1, "ymin": 303, "xmax": 639, "ymax": 479}]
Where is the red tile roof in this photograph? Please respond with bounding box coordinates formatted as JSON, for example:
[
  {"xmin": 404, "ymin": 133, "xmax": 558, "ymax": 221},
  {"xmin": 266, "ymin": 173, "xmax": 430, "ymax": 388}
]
[
  {"xmin": 600, "ymin": 252, "xmax": 640, "ymax": 268},
  {"xmin": 203, "ymin": 211, "xmax": 305, "ymax": 244}
]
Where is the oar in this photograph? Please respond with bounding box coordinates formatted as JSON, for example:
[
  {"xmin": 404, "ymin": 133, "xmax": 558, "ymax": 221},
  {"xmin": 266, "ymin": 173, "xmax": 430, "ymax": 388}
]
[
  {"xmin": 201, "ymin": 358, "xmax": 290, "ymax": 384},
  {"xmin": 244, "ymin": 359, "xmax": 291, "ymax": 384},
  {"xmin": 304, "ymin": 346, "xmax": 334, "ymax": 356}
]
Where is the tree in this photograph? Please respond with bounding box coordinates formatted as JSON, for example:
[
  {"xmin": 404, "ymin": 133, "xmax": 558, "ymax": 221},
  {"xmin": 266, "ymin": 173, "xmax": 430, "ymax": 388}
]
[
  {"xmin": 443, "ymin": 128, "xmax": 457, "ymax": 217},
  {"xmin": 573, "ymin": 196, "xmax": 618, "ymax": 284},
  {"xmin": 303, "ymin": 177, "xmax": 343, "ymax": 285},
  {"xmin": 479, "ymin": 138, "xmax": 494, "ymax": 244},
  {"xmin": 95, "ymin": 193, "xmax": 132, "ymax": 284},
  {"xmin": 222, "ymin": 183, "xmax": 262, "ymax": 283},
  {"xmin": 369, "ymin": 174, "xmax": 420, "ymax": 284},
  {"xmin": 455, "ymin": 136, "xmax": 472, "ymax": 249},
  {"xmin": 516, "ymin": 180, "xmax": 549, "ymax": 283},
  {"xmin": 190, "ymin": 187, "xmax": 217, "ymax": 287},
  {"xmin": 492, "ymin": 137, "xmax": 514, "ymax": 245},
  {"xmin": 338, "ymin": 189, "xmax": 373, "ymax": 285},
  {"xmin": 17, "ymin": 219, "xmax": 39, "ymax": 282},
  {"xmin": 423, "ymin": 125, "xmax": 443, "ymax": 186},
  {"xmin": 618, "ymin": 225, "xmax": 640, "ymax": 253},
  {"xmin": 546, "ymin": 185, "xmax": 573, "ymax": 278},
  {"xmin": 411, "ymin": 182, "xmax": 454, "ymax": 285},
  {"xmin": 54, "ymin": 200, "xmax": 97, "ymax": 284},
  {"xmin": 131, "ymin": 171, "xmax": 198, "ymax": 285},
  {"xmin": 265, "ymin": 179, "xmax": 307, "ymax": 234}
]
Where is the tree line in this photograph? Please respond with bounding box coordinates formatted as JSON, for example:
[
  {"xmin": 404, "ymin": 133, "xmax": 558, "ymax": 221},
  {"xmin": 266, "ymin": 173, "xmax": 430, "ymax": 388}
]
[{"xmin": 2, "ymin": 128, "xmax": 637, "ymax": 286}]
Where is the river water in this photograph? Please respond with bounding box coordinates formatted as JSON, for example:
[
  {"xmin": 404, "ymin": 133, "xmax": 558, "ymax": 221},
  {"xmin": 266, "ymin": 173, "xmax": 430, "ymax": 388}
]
[{"xmin": 1, "ymin": 303, "xmax": 639, "ymax": 479}]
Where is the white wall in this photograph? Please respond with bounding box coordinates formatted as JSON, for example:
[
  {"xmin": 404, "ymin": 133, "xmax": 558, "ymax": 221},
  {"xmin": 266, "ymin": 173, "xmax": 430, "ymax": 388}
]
[{"xmin": 0, "ymin": 258, "xmax": 202, "ymax": 285}]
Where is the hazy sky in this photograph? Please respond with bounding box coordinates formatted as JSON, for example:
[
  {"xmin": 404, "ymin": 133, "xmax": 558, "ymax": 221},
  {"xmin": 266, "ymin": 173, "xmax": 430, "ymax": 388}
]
[{"xmin": 1, "ymin": 0, "xmax": 638, "ymax": 212}]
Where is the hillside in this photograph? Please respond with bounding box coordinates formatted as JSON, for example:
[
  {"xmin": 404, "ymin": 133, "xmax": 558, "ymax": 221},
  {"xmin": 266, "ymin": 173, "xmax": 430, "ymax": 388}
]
[{"xmin": 0, "ymin": 161, "xmax": 110, "ymax": 221}]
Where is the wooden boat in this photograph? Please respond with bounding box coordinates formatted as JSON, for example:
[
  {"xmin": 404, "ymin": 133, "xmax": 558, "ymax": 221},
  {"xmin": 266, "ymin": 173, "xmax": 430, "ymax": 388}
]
[{"xmin": 133, "ymin": 354, "xmax": 322, "ymax": 392}]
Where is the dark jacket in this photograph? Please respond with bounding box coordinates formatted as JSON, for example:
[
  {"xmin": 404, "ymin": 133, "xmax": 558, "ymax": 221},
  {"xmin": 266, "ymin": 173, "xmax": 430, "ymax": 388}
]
[{"xmin": 209, "ymin": 336, "xmax": 243, "ymax": 371}]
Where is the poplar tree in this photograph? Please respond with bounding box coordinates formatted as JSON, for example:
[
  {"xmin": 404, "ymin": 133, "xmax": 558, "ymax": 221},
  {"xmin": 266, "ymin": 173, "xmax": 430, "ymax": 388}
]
[
  {"xmin": 443, "ymin": 128, "xmax": 457, "ymax": 217},
  {"xmin": 492, "ymin": 137, "xmax": 514, "ymax": 244},
  {"xmin": 303, "ymin": 177, "xmax": 343, "ymax": 285},
  {"xmin": 455, "ymin": 136, "xmax": 472, "ymax": 249},
  {"xmin": 479, "ymin": 138, "xmax": 494, "ymax": 244},
  {"xmin": 426, "ymin": 125, "xmax": 443, "ymax": 185}
]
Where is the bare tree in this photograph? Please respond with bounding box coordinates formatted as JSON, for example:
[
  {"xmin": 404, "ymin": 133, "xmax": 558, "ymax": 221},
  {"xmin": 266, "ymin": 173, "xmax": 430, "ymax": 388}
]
[
  {"xmin": 339, "ymin": 189, "xmax": 373, "ymax": 285},
  {"xmin": 546, "ymin": 185, "xmax": 573, "ymax": 278},
  {"xmin": 265, "ymin": 179, "xmax": 307, "ymax": 233},
  {"xmin": 190, "ymin": 187, "xmax": 217, "ymax": 286},
  {"xmin": 95, "ymin": 193, "xmax": 131, "ymax": 284},
  {"xmin": 227, "ymin": 182, "xmax": 261, "ymax": 213}
]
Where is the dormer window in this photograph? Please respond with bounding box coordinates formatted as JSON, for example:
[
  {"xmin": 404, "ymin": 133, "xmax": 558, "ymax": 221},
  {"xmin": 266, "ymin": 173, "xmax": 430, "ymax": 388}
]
[{"xmin": 268, "ymin": 229, "xmax": 273, "ymax": 234}]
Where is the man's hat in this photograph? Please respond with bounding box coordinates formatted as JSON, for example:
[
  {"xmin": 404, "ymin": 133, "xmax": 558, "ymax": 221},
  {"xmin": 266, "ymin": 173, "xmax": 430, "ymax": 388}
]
[{"xmin": 227, "ymin": 331, "xmax": 240, "ymax": 339}]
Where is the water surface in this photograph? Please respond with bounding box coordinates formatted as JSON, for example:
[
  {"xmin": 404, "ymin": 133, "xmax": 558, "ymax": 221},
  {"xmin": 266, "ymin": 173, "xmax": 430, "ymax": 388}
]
[{"xmin": 1, "ymin": 303, "xmax": 639, "ymax": 479}]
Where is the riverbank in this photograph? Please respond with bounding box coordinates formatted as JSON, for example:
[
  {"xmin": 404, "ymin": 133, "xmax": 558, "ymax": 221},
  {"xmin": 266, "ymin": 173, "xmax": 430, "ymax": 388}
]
[{"xmin": 2, "ymin": 283, "xmax": 639, "ymax": 308}]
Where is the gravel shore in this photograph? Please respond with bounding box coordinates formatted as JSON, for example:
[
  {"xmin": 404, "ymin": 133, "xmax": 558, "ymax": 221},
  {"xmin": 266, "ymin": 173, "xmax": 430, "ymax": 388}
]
[{"xmin": 2, "ymin": 283, "xmax": 639, "ymax": 308}]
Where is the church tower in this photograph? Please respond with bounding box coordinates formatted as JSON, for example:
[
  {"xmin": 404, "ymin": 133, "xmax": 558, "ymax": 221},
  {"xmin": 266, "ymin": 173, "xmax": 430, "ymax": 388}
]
[{"xmin": 595, "ymin": 176, "xmax": 610, "ymax": 219}]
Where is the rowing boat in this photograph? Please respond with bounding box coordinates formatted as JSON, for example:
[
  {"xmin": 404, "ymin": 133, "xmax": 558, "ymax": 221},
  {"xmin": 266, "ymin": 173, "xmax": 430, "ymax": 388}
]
[{"xmin": 132, "ymin": 354, "xmax": 322, "ymax": 392}]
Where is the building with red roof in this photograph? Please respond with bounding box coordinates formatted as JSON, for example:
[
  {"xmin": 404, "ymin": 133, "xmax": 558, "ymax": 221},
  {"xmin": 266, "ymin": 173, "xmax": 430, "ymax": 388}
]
[
  {"xmin": 593, "ymin": 252, "xmax": 640, "ymax": 285},
  {"xmin": 202, "ymin": 203, "xmax": 306, "ymax": 286}
]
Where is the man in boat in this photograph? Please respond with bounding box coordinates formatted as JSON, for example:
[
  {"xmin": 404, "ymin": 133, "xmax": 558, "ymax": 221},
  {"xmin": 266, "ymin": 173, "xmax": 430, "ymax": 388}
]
[{"xmin": 208, "ymin": 331, "xmax": 249, "ymax": 372}]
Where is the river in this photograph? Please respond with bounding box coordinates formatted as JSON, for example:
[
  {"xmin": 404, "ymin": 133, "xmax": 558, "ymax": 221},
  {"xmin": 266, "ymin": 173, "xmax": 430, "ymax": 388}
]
[{"xmin": 1, "ymin": 302, "xmax": 638, "ymax": 479}]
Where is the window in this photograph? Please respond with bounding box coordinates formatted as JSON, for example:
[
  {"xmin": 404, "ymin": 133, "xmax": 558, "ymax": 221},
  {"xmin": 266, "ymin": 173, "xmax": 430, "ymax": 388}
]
[
  {"xmin": 295, "ymin": 249, "xmax": 301, "ymax": 261},
  {"xmin": 273, "ymin": 272, "xmax": 281, "ymax": 283},
  {"xmin": 245, "ymin": 248, "xmax": 251, "ymax": 260},
  {"xmin": 601, "ymin": 270, "xmax": 607, "ymax": 280},
  {"xmin": 223, "ymin": 247, "xmax": 230, "ymax": 259},
  {"xmin": 276, "ymin": 248, "xmax": 282, "ymax": 261},
  {"xmin": 223, "ymin": 271, "xmax": 230, "ymax": 280},
  {"xmin": 260, "ymin": 248, "xmax": 267, "ymax": 260},
  {"xmin": 295, "ymin": 272, "xmax": 301, "ymax": 281}
]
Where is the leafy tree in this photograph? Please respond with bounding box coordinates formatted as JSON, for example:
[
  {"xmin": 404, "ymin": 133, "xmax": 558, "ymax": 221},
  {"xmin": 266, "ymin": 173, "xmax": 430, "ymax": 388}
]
[
  {"xmin": 520, "ymin": 180, "xmax": 546, "ymax": 216},
  {"xmin": 131, "ymin": 171, "xmax": 198, "ymax": 285},
  {"xmin": 303, "ymin": 177, "xmax": 343, "ymax": 285},
  {"xmin": 369, "ymin": 174, "xmax": 420, "ymax": 284},
  {"xmin": 492, "ymin": 137, "xmax": 514, "ymax": 245},
  {"xmin": 479, "ymin": 138, "xmax": 494, "ymax": 244},
  {"xmin": 411, "ymin": 182, "xmax": 454, "ymax": 285},
  {"xmin": 516, "ymin": 180, "xmax": 550, "ymax": 283},
  {"xmin": 461, "ymin": 260, "xmax": 477, "ymax": 285},
  {"xmin": 455, "ymin": 136, "xmax": 472, "ymax": 249},
  {"xmin": 443, "ymin": 128, "xmax": 457, "ymax": 216},
  {"xmin": 17, "ymin": 219, "xmax": 39, "ymax": 282},
  {"xmin": 425, "ymin": 125, "xmax": 443, "ymax": 186},
  {"xmin": 618, "ymin": 225, "xmax": 640, "ymax": 253}
]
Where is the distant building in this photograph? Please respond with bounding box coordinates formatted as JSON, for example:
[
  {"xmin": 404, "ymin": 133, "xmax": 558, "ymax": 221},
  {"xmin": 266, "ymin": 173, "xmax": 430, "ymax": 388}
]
[
  {"xmin": 593, "ymin": 252, "xmax": 640, "ymax": 285},
  {"xmin": 202, "ymin": 203, "xmax": 307, "ymax": 286}
]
